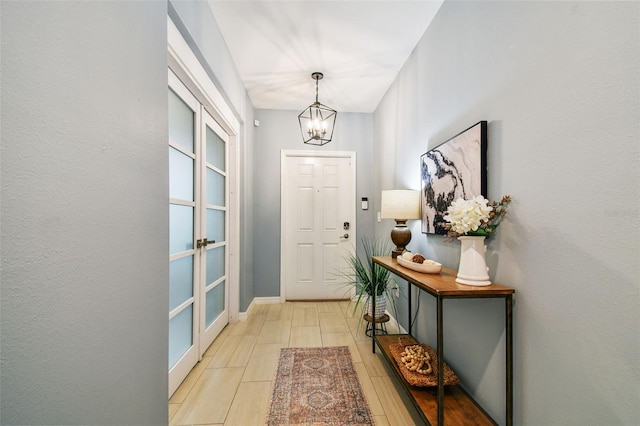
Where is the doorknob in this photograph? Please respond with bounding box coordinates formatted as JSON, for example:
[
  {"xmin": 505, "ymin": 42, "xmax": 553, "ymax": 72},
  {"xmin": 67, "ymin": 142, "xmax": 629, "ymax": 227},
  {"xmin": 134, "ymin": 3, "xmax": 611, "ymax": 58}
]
[{"xmin": 341, "ymin": 233, "xmax": 349, "ymax": 239}]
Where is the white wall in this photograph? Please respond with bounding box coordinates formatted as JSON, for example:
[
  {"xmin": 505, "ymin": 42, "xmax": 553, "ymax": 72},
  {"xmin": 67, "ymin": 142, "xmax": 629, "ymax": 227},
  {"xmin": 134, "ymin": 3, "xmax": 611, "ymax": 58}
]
[
  {"xmin": 0, "ymin": 1, "xmax": 169, "ymax": 424},
  {"xmin": 252, "ymin": 109, "xmax": 376, "ymax": 297},
  {"xmin": 374, "ymin": 1, "xmax": 639, "ymax": 424}
]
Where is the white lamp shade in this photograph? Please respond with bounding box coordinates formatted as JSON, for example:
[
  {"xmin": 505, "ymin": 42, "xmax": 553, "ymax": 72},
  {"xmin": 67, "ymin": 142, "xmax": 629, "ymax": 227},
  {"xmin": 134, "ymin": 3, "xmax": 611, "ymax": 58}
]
[{"xmin": 380, "ymin": 190, "xmax": 420, "ymax": 220}]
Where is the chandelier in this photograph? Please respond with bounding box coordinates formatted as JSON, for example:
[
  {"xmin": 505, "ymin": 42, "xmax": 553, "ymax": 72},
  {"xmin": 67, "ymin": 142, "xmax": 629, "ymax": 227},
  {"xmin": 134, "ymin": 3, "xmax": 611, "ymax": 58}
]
[{"xmin": 297, "ymin": 72, "xmax": 337, "ymax": 146}]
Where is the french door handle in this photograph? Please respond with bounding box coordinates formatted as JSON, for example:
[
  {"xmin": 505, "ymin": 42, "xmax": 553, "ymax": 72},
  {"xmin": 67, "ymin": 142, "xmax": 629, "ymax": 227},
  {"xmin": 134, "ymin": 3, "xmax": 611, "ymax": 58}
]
[{"xmin": 196, "ymin": 238, "xmax": 216, "ymax": 248}]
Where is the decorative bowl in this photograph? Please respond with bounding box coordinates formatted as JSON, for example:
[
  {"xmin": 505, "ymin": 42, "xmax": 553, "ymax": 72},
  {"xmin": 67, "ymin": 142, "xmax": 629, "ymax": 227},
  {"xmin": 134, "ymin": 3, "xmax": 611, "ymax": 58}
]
[{"xmin": 397, "ymin": 254, "xmax": 442, "ymax": 274}]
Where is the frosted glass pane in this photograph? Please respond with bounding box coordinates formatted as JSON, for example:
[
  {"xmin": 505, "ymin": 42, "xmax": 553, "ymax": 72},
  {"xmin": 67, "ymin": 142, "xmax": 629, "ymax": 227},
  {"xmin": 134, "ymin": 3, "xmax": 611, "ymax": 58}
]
[
  {"xmin": 169, "ymin": 305, "xmax": 193, "ymax": 369},
  {"xmin": 169, "ymin": 147, "xmax": 194, "ymax": 201},
  {"xmin": 169, "ymin": 256, "xmax": 193, "ymax": 311},
  {"xmin": 206, "ymin": 246, "xmax": 225, "ymax": 285},
  {"xmin": 206, "ymin": 168, "xmax": 225, "ymax": 206},
  {"xmin": 206, "ymin": 209, "xmax": 225, "ymax": 244},
  {"xmin": 206, "ymin": 126, "xmax": 225, "ymax": 171},
  {"xmin": 168, "ymin": 89, "xmax": 194, "ymax": 153},
  {"xmin": 206, "ymin": 281, "xmax": 225, "ymax": 327},
  {"xmin": 170, "ymin": 204, "xmax": 193, "ymax": 254}
]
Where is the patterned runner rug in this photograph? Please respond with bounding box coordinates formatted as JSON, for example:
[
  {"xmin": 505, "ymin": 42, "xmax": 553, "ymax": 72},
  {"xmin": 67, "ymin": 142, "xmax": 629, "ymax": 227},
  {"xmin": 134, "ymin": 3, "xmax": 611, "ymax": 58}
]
[{"xmin": 266, "ymin": 346, "xmax": 374, "ymax": 425}]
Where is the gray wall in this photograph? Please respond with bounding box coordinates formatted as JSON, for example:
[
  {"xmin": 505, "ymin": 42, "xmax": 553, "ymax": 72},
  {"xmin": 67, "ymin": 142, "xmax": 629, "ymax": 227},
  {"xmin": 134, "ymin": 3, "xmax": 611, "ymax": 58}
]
[
  {"xmin": 1, "ymin": 1, "xmax": 169, "ymax": 424},
  {"xmin": 240, "ymin": 95, "xmax": 257, "ymax": 311},
  {"xmin": 170, "ymin": 0, "xmax": 256, "ymax": 312},
  {"xmin": 252, "ymin": 109, "xmax": 376, "ymax": 297},
  {"xmin": 374, "ymin": 1, "xmax": 639, "ymax": 424},
  {"xmin": 169, "ymin": 0, "xmax": 246, "ymax": 119}
]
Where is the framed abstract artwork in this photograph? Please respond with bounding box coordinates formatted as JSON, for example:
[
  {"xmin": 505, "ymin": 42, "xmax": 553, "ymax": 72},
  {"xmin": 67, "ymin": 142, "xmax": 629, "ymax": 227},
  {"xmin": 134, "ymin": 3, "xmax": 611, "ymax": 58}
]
[{"xmin": 420, "ymin": 121, "xmax": 487, "ymax": 234}]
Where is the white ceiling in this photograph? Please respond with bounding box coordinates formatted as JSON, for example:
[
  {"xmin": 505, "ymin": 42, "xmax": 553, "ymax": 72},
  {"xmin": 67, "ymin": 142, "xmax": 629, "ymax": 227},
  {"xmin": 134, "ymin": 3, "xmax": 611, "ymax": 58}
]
[{"xmin": 207, "ymin": 1, "xmax": 444, "ymax": 113}]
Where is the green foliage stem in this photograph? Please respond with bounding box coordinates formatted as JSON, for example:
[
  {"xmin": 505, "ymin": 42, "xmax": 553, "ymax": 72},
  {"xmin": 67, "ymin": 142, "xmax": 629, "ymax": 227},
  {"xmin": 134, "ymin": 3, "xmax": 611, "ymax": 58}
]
[{"xmin": 337, "ymin": 236, "xmax": 393, "ymax": 311}]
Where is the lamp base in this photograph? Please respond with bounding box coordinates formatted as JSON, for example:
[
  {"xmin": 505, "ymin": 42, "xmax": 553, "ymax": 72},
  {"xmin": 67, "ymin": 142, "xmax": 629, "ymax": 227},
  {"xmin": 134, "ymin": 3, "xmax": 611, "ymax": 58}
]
[
  {"xmin": 390, "ymin": 220, "xmax": 411, "ymax": 259},
  {"xmin": 391, "ymin": 248, "xmax": 404, "ymax": 259}
]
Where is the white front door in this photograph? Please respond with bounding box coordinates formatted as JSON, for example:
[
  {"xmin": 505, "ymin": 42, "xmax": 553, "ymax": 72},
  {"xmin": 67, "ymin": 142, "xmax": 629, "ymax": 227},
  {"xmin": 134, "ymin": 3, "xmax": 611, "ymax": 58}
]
[{"xmin": 281, "ymin": 151, "xmax": 356, "ymax": 300}]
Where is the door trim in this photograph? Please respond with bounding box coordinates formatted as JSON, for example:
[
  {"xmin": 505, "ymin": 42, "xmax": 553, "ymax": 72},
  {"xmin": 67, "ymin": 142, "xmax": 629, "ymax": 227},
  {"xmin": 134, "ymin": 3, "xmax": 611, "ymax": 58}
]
[{"xmin": 280, "ymin": 150, "xmax": 357, "ymax": 303}]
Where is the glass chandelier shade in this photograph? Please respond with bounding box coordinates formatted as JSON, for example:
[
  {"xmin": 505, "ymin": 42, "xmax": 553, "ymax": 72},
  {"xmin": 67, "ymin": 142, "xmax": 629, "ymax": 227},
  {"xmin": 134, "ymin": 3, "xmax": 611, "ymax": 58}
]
[{"xmin": 298, "ymin": 72, "xmax": 337, "ymax": 146}]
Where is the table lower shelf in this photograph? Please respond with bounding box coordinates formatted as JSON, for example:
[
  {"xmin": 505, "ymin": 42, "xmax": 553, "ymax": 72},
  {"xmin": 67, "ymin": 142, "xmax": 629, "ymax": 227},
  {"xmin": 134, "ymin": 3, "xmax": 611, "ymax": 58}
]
[{"xmin": 374, "ymin": 334, "xmax": 496, "ymax": 426}]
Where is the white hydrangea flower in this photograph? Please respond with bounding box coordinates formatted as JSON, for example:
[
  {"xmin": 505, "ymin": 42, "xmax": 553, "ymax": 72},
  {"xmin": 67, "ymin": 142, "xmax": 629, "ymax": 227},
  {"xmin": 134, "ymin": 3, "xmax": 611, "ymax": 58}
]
[{"xmin": 443, "ymin": 196, "xmax": 493, "ymax": 235}]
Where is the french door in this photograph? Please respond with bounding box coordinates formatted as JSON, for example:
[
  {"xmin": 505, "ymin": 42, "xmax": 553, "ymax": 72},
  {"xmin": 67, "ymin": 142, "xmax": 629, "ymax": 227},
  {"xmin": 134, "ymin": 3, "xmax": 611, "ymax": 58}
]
[{"xmin": 168, "ymin": 70, "xmax": 229, "ymax": 396}]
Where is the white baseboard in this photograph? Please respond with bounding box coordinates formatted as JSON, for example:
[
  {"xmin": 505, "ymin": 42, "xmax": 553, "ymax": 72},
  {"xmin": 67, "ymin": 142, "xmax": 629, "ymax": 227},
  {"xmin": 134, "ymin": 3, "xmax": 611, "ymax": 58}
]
[
  {"xmin": 385, "ymin": 310, "xmax": 408, "ymax": 334},
  {"xmin": 254, "ymin": 296, "xmax": 281, "ymax": 305},
  {"xmin": 238, "ymin": 300, "xmax": 253, "ymax": 321},
  {"xmin": 238, "ymin": 297, "xmax": 281, "ymax": 321}
]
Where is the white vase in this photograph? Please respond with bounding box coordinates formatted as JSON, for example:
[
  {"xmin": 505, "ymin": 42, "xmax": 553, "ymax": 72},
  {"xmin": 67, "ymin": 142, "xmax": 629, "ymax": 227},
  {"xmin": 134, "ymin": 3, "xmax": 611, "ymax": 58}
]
[
  {"xmin": 456, "ymin": 236, "xmax": 492, "ymax": 286},
  {"xmin": 367, "ymin": 294, "xmax": 387, "ymax": 319}
]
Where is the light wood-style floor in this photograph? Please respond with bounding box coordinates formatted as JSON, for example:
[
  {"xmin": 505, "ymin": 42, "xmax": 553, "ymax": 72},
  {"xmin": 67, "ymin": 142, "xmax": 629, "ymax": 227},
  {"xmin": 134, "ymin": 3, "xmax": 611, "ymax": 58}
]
[{"xmin": 168, "ymin": 301, "xmax": 421, "ymax": 425}]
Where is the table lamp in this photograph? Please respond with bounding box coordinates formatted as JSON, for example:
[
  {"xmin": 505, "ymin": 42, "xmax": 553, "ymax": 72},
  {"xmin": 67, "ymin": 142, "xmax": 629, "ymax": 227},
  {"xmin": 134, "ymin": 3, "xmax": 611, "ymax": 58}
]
[{"xmin": 381, "ymin": 190, "xmax": 421, "ymax": 258}]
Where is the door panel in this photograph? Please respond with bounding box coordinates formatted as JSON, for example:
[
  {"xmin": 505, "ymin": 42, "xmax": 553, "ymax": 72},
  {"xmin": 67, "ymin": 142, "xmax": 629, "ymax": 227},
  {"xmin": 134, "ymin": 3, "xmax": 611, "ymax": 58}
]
[
  {"xmin": 282, "ymin": 153, "xmax": 356, "ymax": 300},
  {"xmin": 169, "ymin": 147, "xmax": 194, "ymax": 200},
  {"xmin": 169, "ymin": 256, "xmax": 193, "ymax": 311},
  {"xmin": 169, "ymin": 205, "xmax": 194, "ymax": 253},
  {"xmin": 206, "ymin": 169, "xmax": 225, "ymax": 206},
  {"xmin": 298, "ymin": 244, "xmax": 314, "ymax": 283},
  {"xmin": 206, "ymin": 126, "xmax": 226, "ymax": 170},
  {"xmin": 205, "ymin": 281, "xmax": 225, "ymax": 327},
  {"xmin": 168, "ymin": 305, "xmax": 193, "ymax": 368},
  {"xmin": 298, "ymin": 187, "xmax": 314, "ymax": 229},
  {"xmin": 168, "ymin": 89, "xmax": 195, "ymax": 153},
  {"xmin": 206, "ymin": 209, "xmax": 225, "ymax": 242}
]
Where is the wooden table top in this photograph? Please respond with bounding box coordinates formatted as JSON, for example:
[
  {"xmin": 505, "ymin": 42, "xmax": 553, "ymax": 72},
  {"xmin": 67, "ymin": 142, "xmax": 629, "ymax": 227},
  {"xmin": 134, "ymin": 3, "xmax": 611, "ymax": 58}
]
[{"xmin": 372, "ymin": 256, "xmax": 515, "ymax": 297}]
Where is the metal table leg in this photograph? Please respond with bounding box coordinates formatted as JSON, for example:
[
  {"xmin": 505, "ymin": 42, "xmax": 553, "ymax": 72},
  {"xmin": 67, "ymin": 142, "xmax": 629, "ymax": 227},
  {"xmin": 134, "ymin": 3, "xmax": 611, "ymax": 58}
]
[
  {"xmin": 371, "ymin": 257, "xmax": 376, "ymax": 354},
  {"xmin": 408, "ymin": 282, "xmax": 412, "ymax": 335},
  {"xmin": 506, "ymin": 295, "xmax": 513, "ymax": 426},
  {"xmin": 437, "ymin": 296, "xmax": 444, "ymax": 425}
]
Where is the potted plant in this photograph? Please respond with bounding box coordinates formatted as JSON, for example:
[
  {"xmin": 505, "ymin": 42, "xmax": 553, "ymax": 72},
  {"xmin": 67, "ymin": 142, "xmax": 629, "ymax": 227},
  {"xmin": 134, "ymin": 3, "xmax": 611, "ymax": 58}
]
[{"xmin": 338, "ymin": 236, "xmax": 394, "ymax": 319}]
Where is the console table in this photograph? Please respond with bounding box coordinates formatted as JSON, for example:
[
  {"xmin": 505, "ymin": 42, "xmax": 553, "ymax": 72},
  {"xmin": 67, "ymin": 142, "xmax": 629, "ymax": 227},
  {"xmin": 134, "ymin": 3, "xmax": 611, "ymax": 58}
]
[{"xmin": 371, "ymin": 256, "xmax": 515, "ymax": 425}]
